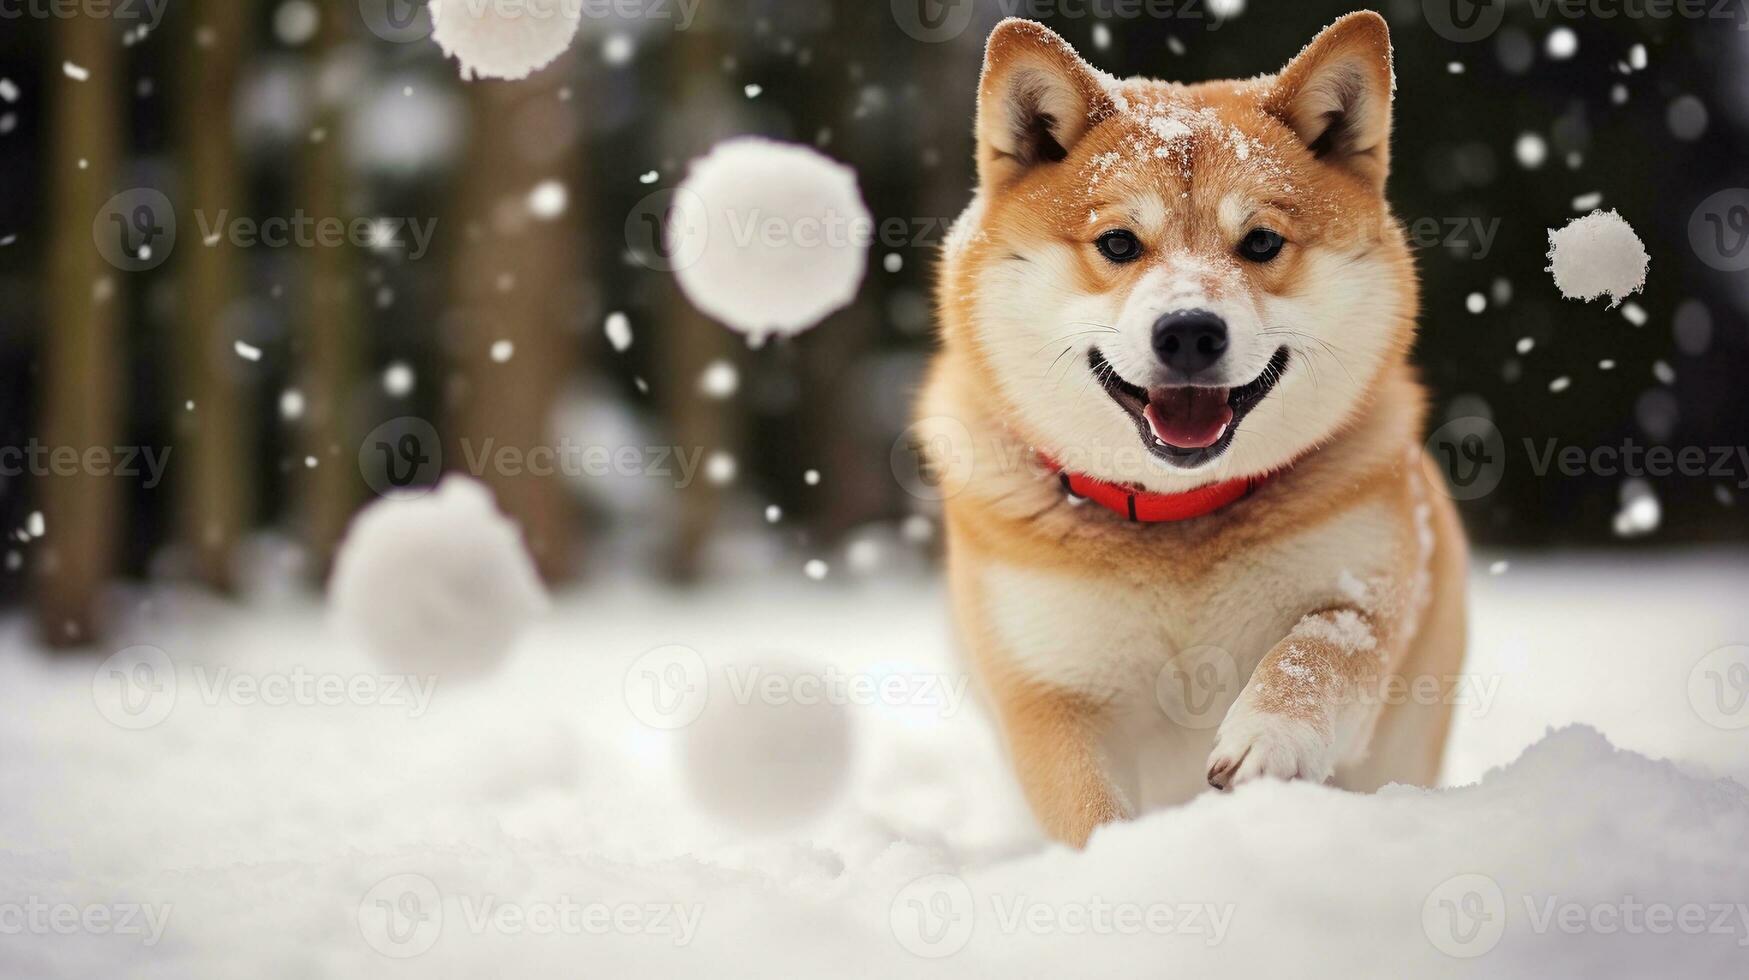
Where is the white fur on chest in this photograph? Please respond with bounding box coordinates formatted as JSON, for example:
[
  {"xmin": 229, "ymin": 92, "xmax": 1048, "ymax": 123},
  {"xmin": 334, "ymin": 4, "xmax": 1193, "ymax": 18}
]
[{"xmin": 977, "ymin": 500, "xmax": 1404, "ymax": 809}]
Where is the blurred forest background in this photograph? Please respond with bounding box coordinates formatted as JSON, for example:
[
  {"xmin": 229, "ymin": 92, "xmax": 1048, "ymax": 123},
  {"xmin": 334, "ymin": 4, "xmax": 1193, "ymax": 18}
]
[{"xmin": 0, "ymin": 0, "xmax": 1746, "ymax": 647}]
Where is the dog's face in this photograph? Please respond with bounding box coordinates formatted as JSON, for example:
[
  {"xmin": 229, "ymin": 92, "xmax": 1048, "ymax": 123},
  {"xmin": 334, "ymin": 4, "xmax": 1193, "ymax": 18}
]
[{"xmin": 944, "ymin": 14, "xmax": 1417, "ymax": 492}]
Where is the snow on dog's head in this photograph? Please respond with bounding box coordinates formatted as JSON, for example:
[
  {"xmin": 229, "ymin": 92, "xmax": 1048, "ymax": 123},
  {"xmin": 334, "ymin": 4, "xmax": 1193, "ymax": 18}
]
[{"xmin": 940, "ymin": 15, "xmax": 1418, "ymax": 491}]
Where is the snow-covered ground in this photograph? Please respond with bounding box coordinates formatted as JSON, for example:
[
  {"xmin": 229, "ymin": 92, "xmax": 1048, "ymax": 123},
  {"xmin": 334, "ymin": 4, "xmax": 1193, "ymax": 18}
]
[{"xmin": 2, "ymin": 551, "xmax": 1747, "ymax": 977}]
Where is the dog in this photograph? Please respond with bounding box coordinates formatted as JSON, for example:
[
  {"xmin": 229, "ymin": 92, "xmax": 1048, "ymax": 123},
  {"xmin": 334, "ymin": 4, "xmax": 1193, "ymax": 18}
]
[{"xmin": 918, "ymin": 12, "xmax": 1468, "ymax": 847}]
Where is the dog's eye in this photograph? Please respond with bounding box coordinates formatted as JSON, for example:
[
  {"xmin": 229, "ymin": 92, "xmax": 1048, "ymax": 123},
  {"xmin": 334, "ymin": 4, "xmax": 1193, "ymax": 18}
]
[
  {"xmin": 1238, "ymin": 228, "xmax": 1285, "ymax": 263},
  {"xmin": 1095, "ymin": 229, "xmax": 1142, "ymax": 264}
]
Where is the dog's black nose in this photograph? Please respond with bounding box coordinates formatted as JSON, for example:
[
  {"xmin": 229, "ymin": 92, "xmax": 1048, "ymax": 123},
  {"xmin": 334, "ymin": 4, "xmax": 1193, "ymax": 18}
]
[{"xmin": 1152, "ymin": 310, "xmax": 1229, "ymax": 375}]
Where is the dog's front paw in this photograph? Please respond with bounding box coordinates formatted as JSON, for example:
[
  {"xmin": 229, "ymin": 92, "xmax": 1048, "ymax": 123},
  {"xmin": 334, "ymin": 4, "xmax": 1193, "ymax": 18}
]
[{"xmin": 1206, "ymin": 696, "xmax": 1336, "ymax": 790}]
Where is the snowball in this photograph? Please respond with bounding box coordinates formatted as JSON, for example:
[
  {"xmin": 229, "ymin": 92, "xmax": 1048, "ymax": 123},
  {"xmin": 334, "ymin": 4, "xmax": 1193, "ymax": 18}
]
[
  {"xmin": 1666, "ymin": 94, "xmax": 1708, "ymax": 141},
  {"xmin": 670, "ymin": 137, "xmax": 871, "ymax": 341},
  {"xmin": 1613, "ymin": 480, "xmax": 1661, "ymax": 538},
  {"xmin": 1545, "ymin": 27, "xmax": 1577, "ymax": 60},
  {"xmin": 697, "ymin": 359, "xmax": 738, "ymax": 398},
  {"xmin": 490, "ymin": 339, "xmax": 513, "ymax": 362},
  {"xmin": 1545, "ymin": 210, "xmax": 1649, "ymax": 308},
  {"xmin": 429, "ymin": 0, "xmax": 580, "ymax": 81},
  {"xmin": 601, "ymin": 33, "xmax": 633, "ymax": 66},
  {"xmin": 1513, "ymin": 133, "xmax": 1547, "ymax": 169},
  {"xmin": 383, "ymin": 361, "xmax": 415, "ymax": 396},
  {"xmin": 604, "ymin": 311, "xmax": 632, "ymax": 351},
  {"xmin": 526, "ymin": 179, "xmax": 567, "ymax": 219},
  {"xmin": 273, "ymin": 0, "xmax": 319, "ymax": 46},
  {"xmin": 704, "ymin": 451, "xmax": 736, "ymax": 486},
  {"xmin": 680, "ymin": 655, "xmax": 852, "ymax": 832},
  {"xmin": 279, "ymin": 389, "xmax": 305, "ymax": 420},
  {"xmin": 234, "ymin": 340, "xmax": 262, "ymax": 361},
  {"xmin": 329, "ymin": 477, "xmax": 548, "ymax": 678}
]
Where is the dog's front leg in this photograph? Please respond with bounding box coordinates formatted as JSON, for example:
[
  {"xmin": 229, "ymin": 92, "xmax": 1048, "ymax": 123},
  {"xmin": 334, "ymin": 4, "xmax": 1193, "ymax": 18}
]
[
  {"xmin": 989, "ymin": 677, "xmax": 1128, "ymax": 847},
  {"xmin": 1206, "ymin": 606, "xmax": 1391, "ymax": 790}
]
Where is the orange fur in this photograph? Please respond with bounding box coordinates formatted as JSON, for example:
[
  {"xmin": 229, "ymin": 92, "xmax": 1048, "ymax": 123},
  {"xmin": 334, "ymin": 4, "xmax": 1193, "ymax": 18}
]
[{"xmin": 921, "ymin": 14, "xmax": 1468, "ymax": 846}]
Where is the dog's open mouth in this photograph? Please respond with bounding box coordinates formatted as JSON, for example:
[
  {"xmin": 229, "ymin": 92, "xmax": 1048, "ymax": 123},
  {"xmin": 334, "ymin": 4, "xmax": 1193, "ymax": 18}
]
[{"xmin": 1089, "ymin": 346, "xmax": 1291, "ymax": 468}]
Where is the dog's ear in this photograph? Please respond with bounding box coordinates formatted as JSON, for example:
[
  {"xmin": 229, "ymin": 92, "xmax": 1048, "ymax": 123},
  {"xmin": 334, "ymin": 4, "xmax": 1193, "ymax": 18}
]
[
  {"xmin": 975, "ymin": 19, "xmax": 1113, "ymax": 190},
  {"xmin": 1265, "ymin": 12, "xmax": 1394, "ymax": 191}
]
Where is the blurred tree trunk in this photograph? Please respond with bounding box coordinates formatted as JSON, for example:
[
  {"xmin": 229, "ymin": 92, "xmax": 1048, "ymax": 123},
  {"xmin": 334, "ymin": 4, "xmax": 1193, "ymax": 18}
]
[
  {"xmin": 296, "ymin": 0, "xmax": 363, "ymax": 577},
  {"xmin": 37, "ymin": 18, "xmax": 123, "ymax": 646},
  {"xmin": 661, "ymin": 29, "xmax": 740, "ymax": 582},
  {"xmin": 174, "ymin": 0, "xmax": 253, "ymax": 591},
  {"xmin": 446, "ymin": 61, "xmax": 581, "ymax": 582}
]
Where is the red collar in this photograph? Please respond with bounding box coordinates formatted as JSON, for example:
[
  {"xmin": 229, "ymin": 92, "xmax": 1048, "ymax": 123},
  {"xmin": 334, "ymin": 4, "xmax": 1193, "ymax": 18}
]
[{"xmin": 1039, "ymin": 455, "xmax": 1266, "ymax": 523}]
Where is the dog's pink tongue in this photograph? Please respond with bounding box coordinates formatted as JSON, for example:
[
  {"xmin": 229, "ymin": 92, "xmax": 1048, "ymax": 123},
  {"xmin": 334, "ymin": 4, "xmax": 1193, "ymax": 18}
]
[{"xmin": 1144, "ymin": 387, "xmax": 1233, "ymax": 449}]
